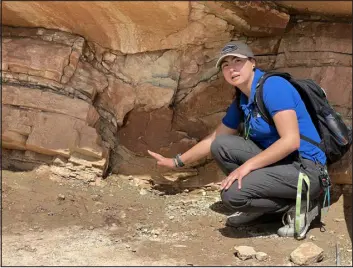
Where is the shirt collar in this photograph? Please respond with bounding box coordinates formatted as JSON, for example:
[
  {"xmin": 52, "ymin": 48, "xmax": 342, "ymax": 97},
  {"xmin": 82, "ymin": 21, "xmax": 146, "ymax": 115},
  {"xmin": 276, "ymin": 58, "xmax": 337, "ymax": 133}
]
[{"xmin": 240, "ymin": 68, "xmax": 265, "ymax": 106}]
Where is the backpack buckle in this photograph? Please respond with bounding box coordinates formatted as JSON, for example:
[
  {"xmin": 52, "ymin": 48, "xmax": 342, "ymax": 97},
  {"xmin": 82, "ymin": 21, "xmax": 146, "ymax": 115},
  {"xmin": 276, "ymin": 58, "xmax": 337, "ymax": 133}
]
[{"xmin": 319, "ymin": 173, "xmax": 331, "ymax": 188}]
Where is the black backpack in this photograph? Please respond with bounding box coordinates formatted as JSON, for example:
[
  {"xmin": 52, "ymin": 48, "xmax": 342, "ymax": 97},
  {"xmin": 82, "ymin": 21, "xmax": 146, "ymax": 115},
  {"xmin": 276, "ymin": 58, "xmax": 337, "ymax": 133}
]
[{"xmin": 253, "ymin": 71, "xmax": 352, "ymax": 165}]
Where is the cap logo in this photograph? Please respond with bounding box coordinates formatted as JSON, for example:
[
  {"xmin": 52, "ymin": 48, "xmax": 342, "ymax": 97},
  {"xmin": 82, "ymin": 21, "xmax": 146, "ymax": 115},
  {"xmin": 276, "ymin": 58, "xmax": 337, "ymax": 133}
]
[{"xmin": 221, "ymin": 44, "xmax": 238, "ymax": 55}]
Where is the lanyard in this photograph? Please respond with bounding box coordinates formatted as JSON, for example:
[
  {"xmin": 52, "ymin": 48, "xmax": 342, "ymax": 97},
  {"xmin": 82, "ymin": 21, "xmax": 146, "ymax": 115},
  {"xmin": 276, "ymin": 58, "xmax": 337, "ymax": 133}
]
[{"xmin": 244, "ymin": 113, "xmax": 251, "ymax": 140}]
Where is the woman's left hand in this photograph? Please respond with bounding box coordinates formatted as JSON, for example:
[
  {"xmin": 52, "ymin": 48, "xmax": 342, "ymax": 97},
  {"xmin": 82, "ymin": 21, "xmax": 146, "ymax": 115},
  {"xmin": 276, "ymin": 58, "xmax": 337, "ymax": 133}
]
[{"xmin": 221, "ymin": 163, "xmax": 253, "ymax": 190}]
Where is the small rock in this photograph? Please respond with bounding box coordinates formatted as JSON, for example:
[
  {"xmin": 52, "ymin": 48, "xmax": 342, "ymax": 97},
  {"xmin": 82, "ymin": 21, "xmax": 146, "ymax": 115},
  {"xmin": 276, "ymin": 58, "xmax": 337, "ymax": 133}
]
[
  {"xmin": 57, "ymin": 194, "xmax": 65, "ymax": 200},
  {"xmin": 91, "ymin": 194, "xmax": 101, "ymax": 201},
  {"xmin": 151, "ymin": 229, "xmax": 160, "ymax": 235},
  {"xmin": 173, "ymin": 244, "xmax": 187, "ymax": 248},
  {"xmin": 184, "ymin": 189, "xmax": 189, "ymax": 193},
  {"xmin": 53, "ymin": 157, "xmax": 66, "ymax": 167},
  {"xmin": 139, "ymin": 189, "xmax": 148, "ymax": 195},
  {"xmin": 255, "ymin": 252, "xmax": 268, "ymax": 261},
  {"xmin": 19, "ymin": 245, "xmax": 37, "ymax": 252},
  {"xmin": 290, "ymin": 242, "xmax": 324, "ymax": 265},
  {"xmin": 347, "ymin": 249, "xmax": 352, "ymax": 252},
  {"xmin": 309, "ymin": 235, "xmax": 316, "ymax": 241},
  {"xmin": 119, "ymin": 211, "xmax": 126, "ymax": 219},
  {"xmin": 109, "ymin": 225, "xmax": 119, "ymax": 231},
  {"xmin": 169, "ymin": 216, "xmax": 175, "ymax": 220},
  {"xmin": 334, "ymin": 218, "xmax": 345, "ymax": 222},
  {"xmin": 89, "ymin": 226, "xmax": 94, "ymax": 230},
  {"xmin": 234, "ymin": 246, "xmax": 256, "ymax": 260}
]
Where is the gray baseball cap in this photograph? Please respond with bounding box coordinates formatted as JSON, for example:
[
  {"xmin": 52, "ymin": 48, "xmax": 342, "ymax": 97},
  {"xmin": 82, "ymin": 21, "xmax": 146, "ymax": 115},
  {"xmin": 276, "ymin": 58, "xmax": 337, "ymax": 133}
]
[{"xmin": 216, "ymin": 41, "xmax": 254, "ymax": 69}]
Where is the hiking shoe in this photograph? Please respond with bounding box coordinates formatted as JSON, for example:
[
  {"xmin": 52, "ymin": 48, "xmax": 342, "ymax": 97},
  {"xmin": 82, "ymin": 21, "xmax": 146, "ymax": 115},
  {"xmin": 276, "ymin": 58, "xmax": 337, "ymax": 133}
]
[
  {"xmin": 277, "ymin": 200, "xmax": 319, "ymax": 239},
  {"xmin": 226, "ymin": 212, "xmax": 264, "ymax": 227}
]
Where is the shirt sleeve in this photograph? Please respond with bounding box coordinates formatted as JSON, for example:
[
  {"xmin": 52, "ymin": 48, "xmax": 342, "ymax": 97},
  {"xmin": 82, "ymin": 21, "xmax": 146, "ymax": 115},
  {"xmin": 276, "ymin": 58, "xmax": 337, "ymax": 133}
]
[
  {"xmin": 262, "ymin": 76, "xmax": 299, "ymax": 117},
  {"xmin": 222, "ymin": 100, "xmax": 241, "ymax": 129}
]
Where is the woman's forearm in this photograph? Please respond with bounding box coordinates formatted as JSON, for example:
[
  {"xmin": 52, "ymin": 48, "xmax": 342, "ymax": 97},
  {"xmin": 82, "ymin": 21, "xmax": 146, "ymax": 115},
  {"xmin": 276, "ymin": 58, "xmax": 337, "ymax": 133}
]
[
  {"xmin": 245, "ymin": 136, "xmax": 300, "ymax": 171},
  {"xmin": 179, "ymin": 133, "xmax": 215, "ymax": 165}
]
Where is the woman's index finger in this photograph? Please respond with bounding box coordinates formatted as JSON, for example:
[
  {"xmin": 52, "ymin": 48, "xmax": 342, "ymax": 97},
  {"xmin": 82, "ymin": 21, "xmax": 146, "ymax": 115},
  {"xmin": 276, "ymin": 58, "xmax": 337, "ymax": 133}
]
[{"xmin": 148, "ymin": 150, "xmax": 163, "ymax": 160}]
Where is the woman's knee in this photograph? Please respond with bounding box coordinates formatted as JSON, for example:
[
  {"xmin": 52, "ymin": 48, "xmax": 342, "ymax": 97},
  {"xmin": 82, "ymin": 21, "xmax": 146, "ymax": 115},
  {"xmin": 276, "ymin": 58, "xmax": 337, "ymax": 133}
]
[
  {"xmin": 220, "ymin": 188, "xmax": 248, "ymax": 210},
  {"xmin": 211, "ymin": 135, "xmax": 225, "ymax": 158},
  {"xmin": 210, "ymin": 135, "xmax": 236, "ymax": 158}
]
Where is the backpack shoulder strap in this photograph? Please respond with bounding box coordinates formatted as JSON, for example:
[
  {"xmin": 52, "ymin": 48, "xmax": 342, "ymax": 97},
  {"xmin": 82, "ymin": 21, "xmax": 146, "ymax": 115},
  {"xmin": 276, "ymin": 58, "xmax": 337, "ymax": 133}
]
[
  {"xmin": 254, "ymin": 71, "xmax": 292, "ymax": 125},
  {"xmin": 255, "ymin": 71, "xmax": 324, "ymax": 150}
]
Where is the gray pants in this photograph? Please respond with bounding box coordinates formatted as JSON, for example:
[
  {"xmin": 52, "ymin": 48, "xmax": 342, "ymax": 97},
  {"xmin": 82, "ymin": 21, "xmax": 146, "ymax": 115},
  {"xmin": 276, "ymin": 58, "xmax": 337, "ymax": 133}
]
[{"xmin": 210, "ymin": 135, "xmax": 323, "ymax": 214}]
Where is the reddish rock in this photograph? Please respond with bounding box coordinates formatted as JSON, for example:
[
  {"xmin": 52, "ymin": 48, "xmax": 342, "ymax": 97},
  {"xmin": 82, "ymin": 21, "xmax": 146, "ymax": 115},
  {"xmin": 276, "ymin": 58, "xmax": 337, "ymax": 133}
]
[
  {"xmin": 248, "ymin": 37, "xmax": 282, "ymax": 55},
  {"xmin": 3, "ymin": 84, "xmax": 93, "ymax": 121},
  {"xmin": 275, "ymin": 22, "xmax": 352, "ymax": 69},
  {"xmin": 118, "ymin": 107, "xmax": 196, "ymax": 157},
  {"xmin": 74, "ymin": 125, "xmax": 105, "ymax": 159},
  {"xmin": 96, "ymin": 75, "xmax": 136, "ymax": 126},
  {"xmin": 203, "ymin": 1, "xmax": 289, "ymax": 36},
  {"xmin": 275, "ymin": 51, "xmax": 351, "ymax": 69},
  {"xmin": 2, "ymin": 37, "xmax": 71, "ymax": 82},
  {"xmin": 2, "ymin": 130, "xmax": 28, "ymax": 151},
  {"xmin": 328, "ymin": 148, "xmax": 352, "ymax": 185},
  {"xmin": 25, "ymin": 113, "xmax": 79, "ymax": 157},
  {"xmin": 2, "ymin": 105, "xmax": 33, "ymax": 137},
  {"xmin": 279, "ymin": 2, "xmax": 351, "ymax": 16},
  {"xmin": 173, "ymin": 77, "xmax": 234, "ymax": 139},
  {"xmin": 66, "ymin": 61, "xmax": 108, "ymax": 99},
  {"xmin": 280, "ymin": 22, "xmax": 352, "ymax": 52},
  {"xmin": 276, "ymin": 66, "xmax": 352, "ymax": 109},
  {"xmin": 135, "ymin": 83, "xmax": 174, "ymax": 111}
]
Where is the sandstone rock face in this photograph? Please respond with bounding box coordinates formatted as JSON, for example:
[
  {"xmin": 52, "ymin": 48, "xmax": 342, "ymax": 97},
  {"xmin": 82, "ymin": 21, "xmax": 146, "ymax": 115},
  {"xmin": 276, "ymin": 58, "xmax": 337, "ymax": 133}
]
[
  {"xmin": 1, "ymin": 2, "xmax": 352, "ymax": 186},
  {"xmin": 274, "ymin": 21, "xmax": 352, "ymax": 185},
  {"xmin": 279, "ymin": 2, "xmax": 352, "ymax": 16},
  {"xmin": 2, "ymin": 28, "xmax": 108, "ymax": 181}
]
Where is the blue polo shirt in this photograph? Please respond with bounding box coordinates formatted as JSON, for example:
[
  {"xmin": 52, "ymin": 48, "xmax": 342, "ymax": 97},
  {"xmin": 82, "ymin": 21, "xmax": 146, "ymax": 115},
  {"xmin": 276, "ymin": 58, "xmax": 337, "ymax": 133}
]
[{"xmin": 222, "ymin": 69, "xmax": 326, "ymax": 165}]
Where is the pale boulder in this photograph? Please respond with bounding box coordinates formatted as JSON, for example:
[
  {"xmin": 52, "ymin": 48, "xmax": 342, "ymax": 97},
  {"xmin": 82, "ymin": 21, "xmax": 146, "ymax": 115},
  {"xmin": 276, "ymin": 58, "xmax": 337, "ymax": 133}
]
[{"xmin": 290, "ymin": 242, "xmax": 324, "ymax": 265}]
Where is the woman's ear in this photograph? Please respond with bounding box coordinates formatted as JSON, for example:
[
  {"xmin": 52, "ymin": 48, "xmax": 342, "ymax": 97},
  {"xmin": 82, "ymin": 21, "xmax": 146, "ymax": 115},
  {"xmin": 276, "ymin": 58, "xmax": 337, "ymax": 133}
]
[{"xmin": 250, "ymin": 58, "xmax": 256, "ymax": 70}]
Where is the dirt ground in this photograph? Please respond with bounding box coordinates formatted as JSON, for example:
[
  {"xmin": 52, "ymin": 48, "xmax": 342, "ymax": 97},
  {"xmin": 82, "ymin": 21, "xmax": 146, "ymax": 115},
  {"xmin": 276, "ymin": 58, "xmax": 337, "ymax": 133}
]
[{"xmin": 2, "ymin": 169, "xmax": 352, "ymax": 266}]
